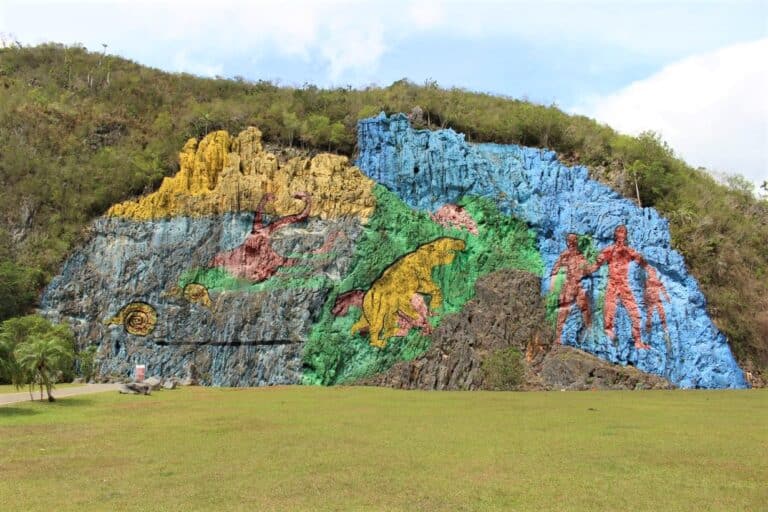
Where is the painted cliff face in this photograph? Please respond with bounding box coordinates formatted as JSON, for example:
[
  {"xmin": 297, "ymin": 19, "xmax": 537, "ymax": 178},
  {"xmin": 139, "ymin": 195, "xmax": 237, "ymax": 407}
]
[
  {"xmin": 41, "ymin": 128, "xmax": 374, "ymax": 386},
  {"xmin": 340, "ymin": 237, "xmax": 467, "ymax": 349},
  {"xmin": 40, "ymin": 117, "xmax": 747, "ymax": 389},
  {"xmin": 356, "ymin": 113, "xmax": 747, "ymax": 389}
]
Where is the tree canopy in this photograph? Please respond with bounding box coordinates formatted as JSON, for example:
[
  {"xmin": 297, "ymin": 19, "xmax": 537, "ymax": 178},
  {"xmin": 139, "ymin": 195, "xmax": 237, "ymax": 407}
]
[{"xmin": 0, "ymin": 314, "xmax": 75, "ymax": 400}]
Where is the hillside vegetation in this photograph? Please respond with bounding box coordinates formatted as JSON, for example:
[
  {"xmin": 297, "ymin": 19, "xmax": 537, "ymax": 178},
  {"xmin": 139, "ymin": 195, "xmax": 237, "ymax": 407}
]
[{"xmin": 0, "ymin": 43, "xmax": 766, "ymax": 379}]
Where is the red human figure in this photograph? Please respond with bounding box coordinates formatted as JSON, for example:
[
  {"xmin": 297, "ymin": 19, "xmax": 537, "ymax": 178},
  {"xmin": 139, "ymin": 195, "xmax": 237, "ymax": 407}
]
[
  {"xmin": 210, "ymin": 192, "xmax": 311, "ymax": 282},
  {"xmin": 550, "ymin": 233, "xmax": 592, "ymax": 343},
  {"xmin": 588, "ymin": 225, "xmax": 650, "ymax": 350},
  {"xmin": 644, "ymin": 266, "xmax": 670, "ymax": 333}
]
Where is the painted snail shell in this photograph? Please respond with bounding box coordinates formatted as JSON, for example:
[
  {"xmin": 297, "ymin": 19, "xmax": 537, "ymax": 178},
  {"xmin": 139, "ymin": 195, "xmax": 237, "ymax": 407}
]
[
  {"xmin": 107, "ymin": 302, "xmax": 157, "ymax": 336},
  {"xmin": 182, "ymin": 283, "xmax": 212, "ymax": 308}
]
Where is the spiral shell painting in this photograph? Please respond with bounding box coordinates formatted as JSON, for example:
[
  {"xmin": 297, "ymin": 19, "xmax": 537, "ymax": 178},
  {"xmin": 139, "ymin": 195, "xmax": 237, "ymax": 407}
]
[
  {"xmin": 106, "ymin": 302, "xmax": 157, "ymax": 336},
  {"xmin": 182, "ymin": 283, "xmax": 212, "ymax": 308}
]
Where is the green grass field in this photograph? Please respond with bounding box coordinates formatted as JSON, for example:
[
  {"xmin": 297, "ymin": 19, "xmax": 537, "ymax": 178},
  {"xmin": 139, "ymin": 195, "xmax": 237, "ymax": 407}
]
[{"xmin": 1, "ymin": 387, "xmax": 766, "ymax": 511}]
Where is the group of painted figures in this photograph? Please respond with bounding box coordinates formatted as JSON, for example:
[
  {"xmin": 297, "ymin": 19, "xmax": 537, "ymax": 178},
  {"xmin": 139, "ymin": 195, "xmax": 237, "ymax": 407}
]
[
  {"xmin": 211, "ymin": 194, "xmax": 671, "ymax": 351},
  {"xmin": 550, "ymin": 225, "xmax": 669, "ymax": 349},
  {"xmin": 201, "ymin": 191, "xmax": 670, "ymax": 351}
]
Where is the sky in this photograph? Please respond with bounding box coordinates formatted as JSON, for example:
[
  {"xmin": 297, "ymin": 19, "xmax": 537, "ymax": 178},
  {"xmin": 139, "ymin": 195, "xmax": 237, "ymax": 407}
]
[{"xmin": 1, "ymin": 0, "xmax": 766, "ymax": 190}]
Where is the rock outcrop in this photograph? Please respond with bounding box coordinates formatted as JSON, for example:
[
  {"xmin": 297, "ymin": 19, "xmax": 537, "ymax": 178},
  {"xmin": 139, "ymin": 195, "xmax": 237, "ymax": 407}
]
[
  {"xmin": 356, "ymin": 113, "xmax": 747, "ymax": 389},
  {"xmin": 40, "ymin": 117, "xmax": 748, "ymax": 389},
  {"xmin": 42, "ymin": 129, "xmax": 368, "ymax": 386},
  {"xmin": 535, "ymin": 345, "xmax": 672, "ymax": 391},
  {"xmin": 357, "ymin": 269, "xmax": 671, "ymax": 391},
  {"xmin": 108, "ymin": 127, "xmax": 376, "ymax": 221}
]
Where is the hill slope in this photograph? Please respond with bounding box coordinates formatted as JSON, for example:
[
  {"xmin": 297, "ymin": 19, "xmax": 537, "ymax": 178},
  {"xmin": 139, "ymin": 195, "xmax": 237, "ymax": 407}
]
[
  {"xmin": 0, "ymin": 43, "xmax": 766, "ymax": 382},
  {"xmin": 40, "ymin": 122, "xmax": 744, "ymax": 388}
]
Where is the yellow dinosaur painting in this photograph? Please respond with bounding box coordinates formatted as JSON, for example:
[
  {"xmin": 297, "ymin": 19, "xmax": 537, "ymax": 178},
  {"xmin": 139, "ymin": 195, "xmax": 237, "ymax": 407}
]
[{"xmin": 350, "ymin": 237, "xmax": 466, "ymax": 348}]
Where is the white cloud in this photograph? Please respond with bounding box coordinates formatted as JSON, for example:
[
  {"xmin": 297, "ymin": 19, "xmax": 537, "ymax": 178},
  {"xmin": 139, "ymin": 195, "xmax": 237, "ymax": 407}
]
[
  {"xmin": 172, "ymin": 51, "xmax": 223, "ymax": 78},
  {"xmin": 319, "ymin": 21, "xmax": 386, "ymax": 80},
  {"xmin": 576, "ymin": 38, "xmax": 768, "ymax": 188},
  {"xmin": 4, "ymin": 0, "xmax": 764, "ymax": 83},
  {"xmin": 407, "ymin": 1, "xmax": 444, "ymax": 29}
]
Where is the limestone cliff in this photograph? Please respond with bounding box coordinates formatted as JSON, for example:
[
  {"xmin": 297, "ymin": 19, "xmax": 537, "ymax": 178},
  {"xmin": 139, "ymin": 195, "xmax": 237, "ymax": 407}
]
[
  {"xmin": 39, "ymin": 118, "xmax": 747, "ymax": 389},
  {"xmin": 43, "ymin": 128, "xmax": 370, "ymax": 385},
  {"xmin": 356, "ymin": 113, "xmax": 747, "ymax": 389},
  {"xmin": 107, "ymin": 127, "xmax": 376, "ymax": 220}
]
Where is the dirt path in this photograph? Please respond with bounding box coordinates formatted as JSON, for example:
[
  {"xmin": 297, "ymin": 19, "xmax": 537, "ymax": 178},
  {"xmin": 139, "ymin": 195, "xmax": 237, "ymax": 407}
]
[{"xmin": 0, "ymin": 383, "xmax": 121, "ymax": 406}]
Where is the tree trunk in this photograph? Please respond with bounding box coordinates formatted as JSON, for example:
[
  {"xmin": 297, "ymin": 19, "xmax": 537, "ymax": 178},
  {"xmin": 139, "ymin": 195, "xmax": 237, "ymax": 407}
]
[{"xmin": 43, "ymin": 374, "xmax": 54, "ymax": 402}]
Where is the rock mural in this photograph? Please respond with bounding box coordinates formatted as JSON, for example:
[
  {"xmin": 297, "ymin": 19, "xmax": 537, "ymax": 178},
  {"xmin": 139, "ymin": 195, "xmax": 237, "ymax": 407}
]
[
  {"xmin": 39, "ymin": 116, "xmax": 748, "ymax": 389},
  {"xmin": 208, "ymin": 191, "xmax": 340, "ymax": 282},
  {"xmin": 106, "ymin": 302, "xmax": 157, "ymax": 336},
  {"xmin": 356, "ymin": 113, "xmax": 747, "ymax": 389},
  {"xmin": 340, "ymin": 237, "xmax": 466, "ymax": 348},
  {"xmin": 358, "ymin": 269, "xmax": 672, "ymax": 391},
  {"xmin": 41, "ymin": 128, "xmax": 370, "ymax": 386},
  {"xmin": 301, "ymin": 188, "xmax": 542, "ymax": 385},
  {"xmin": 589, "ymin": 225, "xmax": 655, "ymax": 349},
  {"xmin": 549, "ymin": 233, "xmax": 592, "ymax": 344}
]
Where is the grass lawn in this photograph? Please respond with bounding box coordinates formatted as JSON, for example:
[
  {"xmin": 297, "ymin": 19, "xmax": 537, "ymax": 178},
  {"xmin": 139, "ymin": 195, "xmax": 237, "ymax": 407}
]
[{"xmin": 1, "ymin": 387, "xmax": 766, "ymax": 511}]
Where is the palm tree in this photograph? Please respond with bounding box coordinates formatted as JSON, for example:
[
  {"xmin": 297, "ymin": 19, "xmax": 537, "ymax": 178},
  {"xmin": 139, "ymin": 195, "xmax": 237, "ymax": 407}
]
[
  {"xmin": 0, "ymin": 315, "xmax": 74, "ymax": 402},
  {"xmin": 0, "ymin": 336, "xmax": 34, "ymax": 400},
  {"xmin": 15, "ymin": 335, "xmax": 74, "ymax": 402}
]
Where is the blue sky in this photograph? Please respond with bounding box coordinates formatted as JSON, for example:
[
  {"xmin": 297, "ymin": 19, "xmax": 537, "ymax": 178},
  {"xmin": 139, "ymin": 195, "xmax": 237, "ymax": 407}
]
[{"xmin": 1, "ymin": 0, "xmax": 766, "ymax": 188}]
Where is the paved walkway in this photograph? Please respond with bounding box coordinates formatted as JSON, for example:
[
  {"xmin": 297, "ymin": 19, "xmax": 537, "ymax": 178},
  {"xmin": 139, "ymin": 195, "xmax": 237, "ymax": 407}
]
[{"xmin": 0, "ymin": 383, "xmax": 121, "ymax": 406}]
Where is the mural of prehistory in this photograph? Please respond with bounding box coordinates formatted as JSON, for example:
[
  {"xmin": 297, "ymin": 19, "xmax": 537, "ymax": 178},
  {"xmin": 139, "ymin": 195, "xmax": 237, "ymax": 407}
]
[
  {"xmin": 356, "ymin": 113, "xmax": 747, "ymax": 389},
  {"xmin": 41, "ymin": 127, "xmax": 373, "ymax": 386},
  {"xmin": 342, "ymin": 237, "xmax": 466, "ymax": 348},
  {"xmin": 40, "ymin": 115, "xmax": 748, "ymax": 389}
]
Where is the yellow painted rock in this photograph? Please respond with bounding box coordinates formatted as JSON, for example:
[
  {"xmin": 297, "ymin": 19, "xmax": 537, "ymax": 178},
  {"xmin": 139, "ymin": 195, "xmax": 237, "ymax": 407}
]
[
  {"xmin": 108, "ymin": 127, "xmax": 376, "ymax": 221},
  {"xmin": 106, "ymin": 302, "xmax": 157, "ymax": 336},
  {"xmin": 182, "ymin": 283, "xmax": 212, "ymax": 309},
  {"xmin": 351, "ymin": 237, "xmax": 466, "ymax": 348}
]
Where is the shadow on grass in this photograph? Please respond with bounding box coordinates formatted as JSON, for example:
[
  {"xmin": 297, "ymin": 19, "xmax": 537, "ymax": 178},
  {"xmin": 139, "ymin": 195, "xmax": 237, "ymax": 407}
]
[
  {"xmin": 1, "ymin": 396, "xmax": 96, "ymax": 416},
  {"xmin": 0, "ymin": 406, "xmax": 39, "ymax": 417},
  {"xmin": 51, "ymin": 397, "xmax": 96, "ymax": 408}
]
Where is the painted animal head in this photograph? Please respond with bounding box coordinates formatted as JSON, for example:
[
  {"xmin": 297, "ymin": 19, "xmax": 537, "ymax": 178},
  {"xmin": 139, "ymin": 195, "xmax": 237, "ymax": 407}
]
[{"xmin": 418, "ymin": 237, "xmax": 466, "ymax": 266}]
